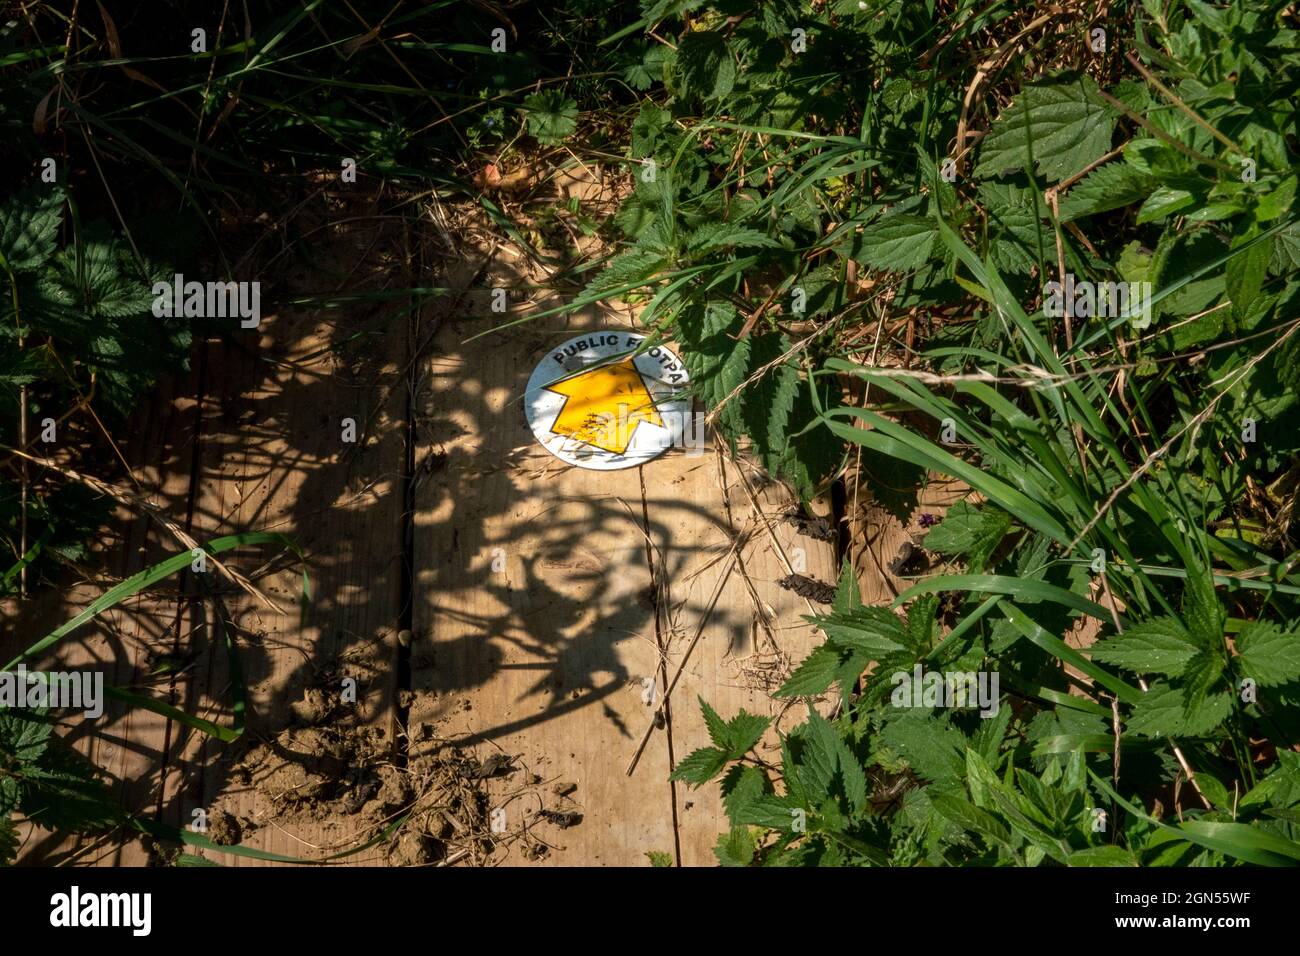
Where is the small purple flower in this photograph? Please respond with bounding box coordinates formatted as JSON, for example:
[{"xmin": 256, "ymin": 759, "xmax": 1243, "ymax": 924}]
[
  {"xmin": 918, "ymin": 513, "xmax": 938, "ymax": 528},
  {"xmin": 486, "ymin": 117, "xmax": 495, "ymax": 127}
]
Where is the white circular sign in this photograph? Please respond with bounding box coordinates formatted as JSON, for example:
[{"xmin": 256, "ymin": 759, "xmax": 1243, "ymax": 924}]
[{"xmin": 524, "ymin": 331, "xmax": 692, "ymax": 470}]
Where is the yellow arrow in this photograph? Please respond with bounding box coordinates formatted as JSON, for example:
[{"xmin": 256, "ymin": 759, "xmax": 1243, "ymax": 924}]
[{"xmin": 544, "ymin": 357, "xmax": 664, "ymax": 455}]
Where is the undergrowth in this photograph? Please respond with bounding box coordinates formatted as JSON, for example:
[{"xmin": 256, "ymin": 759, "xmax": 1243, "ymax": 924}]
[
  {"xmin": 2, "ymin": 0, "xmax": 1299, "ymax": 867},
  {"xmin": 583, "ymin": 0, "xmax": 1300, "ymax": 866}
]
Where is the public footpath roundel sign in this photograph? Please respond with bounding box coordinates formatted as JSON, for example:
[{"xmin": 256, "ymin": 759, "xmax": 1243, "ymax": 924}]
[{"xmin": 524, "ymin": 331, "xmax": 691, "ymax": 470}]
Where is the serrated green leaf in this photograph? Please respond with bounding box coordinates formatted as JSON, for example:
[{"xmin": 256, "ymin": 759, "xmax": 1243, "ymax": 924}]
[
  {"xmin": 776, "ymin": 643, "xmax": 843, "ymax": 697},
  {"xmin": 880, "ymin": 712, "xmax": 965, "ymax": 783},
  {"xmin": 1089, "ymin": 617, "xmax": 1201, "ymax": 677},
  {"xmin": 1182, "ymin": 573, "xmax": 1225, "ymax": 648},
  {"xmin": 1059, "ymin": 162, "xmax": 1156, "ymax": 221},
  {"xmin": 713, "ymin": 826, "xmax": 755, "ymax": 866},
  {"xmin": 976, "ymin": 76, "xmax": 1114, "ymax": 183},
  {"xmin": 1125, "ymin": 683, "xmax": 1232, "ymax": 737},
  {"xmin": 801, "ymin": 709, "xmax": 840, "ymax": 801},
  {"xmin": 0, "ymin": 709, "xmax": 53, "ymax": 764},
  {"xmin": 1226, "ymin": 228, "xmax": 1272, "ymax": 322},
  {"xmin": 0, "ymin": 815, "xmax": 18, "ymax": 865},
  {"xmin": 686, "ymin": 223, "xmax": 779, "ymax": 253},
  {"xmin": 923, "ymin": 501, "xmax": 1011, "ymax": 571},
  {"xmin": 700, "ymin": 696, "xmax": 728, "ymax": 749},
  {"xmin": 853, "ymin": 214, "xmax": 938, "ymax": 272},
  {"xmin": 1237, "ymin": 621, "xmax": 1300, "ymax": 687},
  {"xmin": 677, "ymin": 31, "xmax": 735, "ymax": 101},
  {"xmin": 809, "ymin": 606, "xmax": 908, "ymax": 656},
  {"xmin": 670, "ymin": 746, "xmax": 730, "ymax": 785},
  {"xmin": 724, "ymin": 710, "xmax": 772, "ymax": 758},
  {"xmin": 0, "ymin": 188, "xmax": 63, "ymax": 273},
  {"xmin": 834, "ymin": 732, "xmax": 868, "ymax": 813}
]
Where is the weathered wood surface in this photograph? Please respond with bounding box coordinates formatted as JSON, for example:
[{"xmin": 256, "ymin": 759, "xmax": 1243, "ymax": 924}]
[
  {"xmin": 409, "ymin": 188, "xmax": 835, "ymax": 864},
  {"xmin": 10, "ymin": 205, "xmax": 409, "ymax": 865},
  {"xmin": 4, "ymin": 376, "xmax": 200, "ymax": 865},
  {"xmin": 11, "ymin": 168, "xmax": 846, "ymax": 866}
]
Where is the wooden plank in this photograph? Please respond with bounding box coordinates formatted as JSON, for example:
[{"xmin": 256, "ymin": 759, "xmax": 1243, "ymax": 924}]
[
  {"xmin": 6, "ymin": 375, "xmax": 202, "ymax": 865},
  {"xmin": 173, "ymin": 306, "xmax": 407, "ymax": 863},
  {"xmin": 409, "ymin": 179, "xmax": 836, "ymax": 863},
  {"xmin": 649, "ymin": 450, "xmax": 837, "ymax": 866},
  {"xmin": 409, "ymin": 249, "xmax": 679, "ymax": 863}
]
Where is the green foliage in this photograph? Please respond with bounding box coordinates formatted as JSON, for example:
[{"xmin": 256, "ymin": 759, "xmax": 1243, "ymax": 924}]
[
  {"xmin": 0, "ymin": 709, "xmax": 121, "ymax": 858},
  {"xmin": 634, "ymin": 0, "xmax": 1300, "ymax": 867},
  {"xmin": 975, "ymin": 76, "xmax": 1116, "ymax": 183},
  {"xmin": 0, "ymin": 188, "xmax": 190, "ymax": 597},
  {"xmin": 5, "ymin": 0, "xmax": 1298, "ymax": 869},
  {"xmin": 522, "ymin": 91, "xmax": 579, "ymax": 145}
]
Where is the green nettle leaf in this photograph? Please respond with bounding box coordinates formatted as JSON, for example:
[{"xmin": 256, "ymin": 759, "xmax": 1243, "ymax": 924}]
[
  {"xmin": 904, "ymin": 595, "xmax": 938, "ymax": 654},
  {"xmin": 685, "ymin": 327, "xmax": 750, "ymax": 436},
  {"xmin": 922, "ymin": 500, "xmax": 1011, "ymax": 571},
  {"xmin": 1125, "ymin": 683, "xmax": 1232, "ymax": 738},
  {"xmin": 0, "ymin": 188, "xmax": 64, "ymax": 273},
  {"xmin": 1182, "ymin": 574, "xmax": 1225, "ymax": 649},
  {"xmin": 738, "ymin": 332, "xmax": 836, "ymax": 498},
  {"xmin": 986, "ymin": 202, "xmax": 1047, "ymax": 275},
  {"xmin": 1180, "ymin": 647, "xmax": 1226, "ymax": 700},
  {"xmin": 1240, "ymin": 752, "xmax": 1300, "ymax": 811},
  {"xmin": 801, "ymin": 709, "xmax": 841, "ymax": 799},
  {"xmin": 1237, "ymin": 622, "xmax": 1300, "ymax": 687},
  {"xmin": 700, "ymin": 697, "xmax": 729, "ymax": 749},
  {"xmin": 720, "ymin": 763, "xmax": 769, "ymax": 821},
  {"xmin": 676, "ymin": 30, "xmax": 736, "ymax": 101},
  {"xmin": 880, "ymin": 712, "xmax": 966, "ymax": 783},
  {"xmin": 931, "ymin": 792, "xmax": 1014, "ymax": 848},
  {"xmin": 777, "ymin": 643, "xmax": 844, "ymax": 697},
  {"xmin": 670, "ymin": 746, "xmax": 730, "ymax": 785},
  {"xmin": 1090, "ymin": 617, "xmax": 1202, "ymax": 677},
  {"xmin": 714, "ymin": 826, "xmax": 756, "ymax": 866},
  {"xmin": 802, "ymin": 709, "xmax": 868, "ymax": 813},
  {"xmin": 0, "ymin": 710, "xmax": 54, "ymax": 764},
  {"xmin": 587, "ymin": 249, "xmax": 666, "ymax": 295},
  {"xmin": 1225, "ymin": 227, "xmax": 1272, "ymax": 322},
  {"xmin": 809, "ymin": 607, "xmax": 909, "ymax": 656},
  {"xmin": 0, "ymin": 777, "xmax": 18, "ymax": 817},
  {"xmin": 1058, "ymin": 162, "xmax": 1156, "ymax": 222},
  {"xmin": 834, "ymin": 732, "xmax": 868, "ymax": 813},
  {"xmin": 976, "ymin": 75, "xmax": 1115, "ymax": 183},
  {"xmin": 686, "ymin": 223, "xmax": 779, "ymax": 254},
  {"xmin": 723, "ymin": 710, "xmax": 772, "ymax": 758},
  {"xmin": 853, "ymin": 214, "xmax": 938, "ymax": 272},
  {"xmin": 1272, "ymin": 222, "xmax": 1300, "ymax": 272},
  {"xmin": 522, "ymin": 91, "xmax": 578, "ymax": 145}
]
